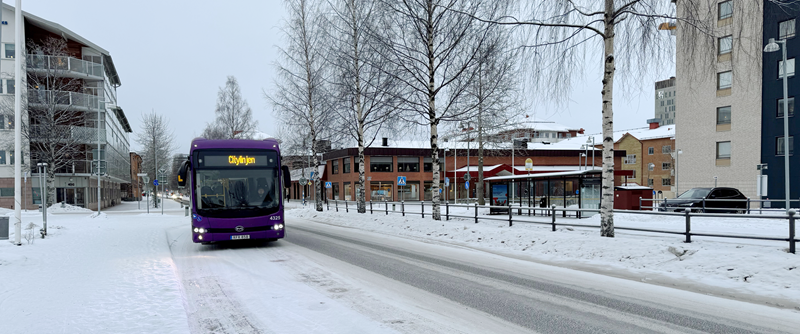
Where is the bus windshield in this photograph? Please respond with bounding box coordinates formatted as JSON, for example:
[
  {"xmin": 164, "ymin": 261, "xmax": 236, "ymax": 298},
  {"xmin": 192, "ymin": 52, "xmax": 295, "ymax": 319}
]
[{"xmin": 192, "ymin": 150, "xmax": 281, "ymax": 218}]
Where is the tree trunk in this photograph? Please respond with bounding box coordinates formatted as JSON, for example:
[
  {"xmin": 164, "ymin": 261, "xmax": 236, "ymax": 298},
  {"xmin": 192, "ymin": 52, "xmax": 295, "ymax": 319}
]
[
  {"xmin": 477, "ymin": 104, "xmax": 485, "ymax": 206},
  {"xmin": 600, "ymin": 0, "xmax": 615, "ymax": 237},
  {"xmin": 46, "ymin": 170, "xmax": 56, "ymax": 207},
  {"xmin": 430, "ymin": 120, "xmax": 441, "ymax": 220},
  {"xmin": 357, "ymin": 124, "xmax": 367, "ymax": 213},
  {"xmin": 427, "ymin": 0, "xmax": 441, "ymax": 220}
]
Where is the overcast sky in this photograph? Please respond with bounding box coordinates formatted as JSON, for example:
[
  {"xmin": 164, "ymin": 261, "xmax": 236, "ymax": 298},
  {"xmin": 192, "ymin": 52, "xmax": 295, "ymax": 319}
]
[{"xmin": 21, "ymin": 0, "xmax": 671, "ymax": 154}]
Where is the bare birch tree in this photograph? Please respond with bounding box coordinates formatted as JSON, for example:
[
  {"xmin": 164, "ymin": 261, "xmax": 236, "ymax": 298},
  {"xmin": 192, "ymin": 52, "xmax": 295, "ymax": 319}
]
[
  {"xmin": 203, "ymin": 76, "xmax": 258, "ymax": 139},
  {"xmin": 10, "ymin": 37, "xmax": 93, "ymax": 206},
  {"xmin": 327, "ymin": 0, "xmax": 400, "ymax": 213},
  {"xmin": 269, "ymin": 0, "xmax": 334, "ymax": 212},
  {"xmin": 374, "ymin": 0, "xmax": 504, "ymax": 220},
  {"xmin": 453, "ymin": 0, "xmax": 720, "ymax": 237},
  {"xmin": 135, "ymin": 110, "xmax": 176, "ymax": 208}
]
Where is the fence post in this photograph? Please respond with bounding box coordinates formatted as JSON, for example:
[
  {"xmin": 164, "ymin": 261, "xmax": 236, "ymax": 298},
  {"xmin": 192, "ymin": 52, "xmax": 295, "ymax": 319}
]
[
  {"xmin": 639, "ymin": 197, "xmax": 642, "ymax": 210},
  {"xmin": 385, "ymin": 200, "xmax": 388, "ymax": 215},
  {"xmin": 508, "ymin": 201, "xmax": 513, "ymax": 227},
  {"xmin": 345, "ymin": 200, "xmax": 348, "ymax": 213},
  {"xmin": 421, "ymin": 201, "xmax": 425, "ymax": 218},
  {"xmin": 789, "ymin": 209, "xmax": 796, "ymax": 254},
  {"xmin": 370, "ymin": 200, "xmax": 373, "ymax": 214},
  {"xmin": 401, "ymin": 200, "xmax": 405, "ymax": 217},
  {"xmin": 474, "ymin": 202, "xmax": 478, "ymax": 224},
  {"xmin": 551, "ymin": 205, "xmax": 556, "ymax": 231},
  {"xmin": 702, "ymin": 198, "xmax": 706, "ymax": 213},
  {"xmin": 334, "ymin": 200, "xmax": 337, "ymax": 212},
  {"xmin": 746, "ymin": 198, "xmax": 750, "ymax": 214},
  {"xmin": 446, "ymin": 201, "xmax": 449, "ymax": 221},
  {"xmin": 684, "ymin": 208, "xmax": 692, "ymax": 243}
]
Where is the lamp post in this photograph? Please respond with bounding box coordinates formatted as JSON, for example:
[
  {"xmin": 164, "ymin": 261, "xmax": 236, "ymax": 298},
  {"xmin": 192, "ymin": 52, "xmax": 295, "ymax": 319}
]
[
  {"xmin": 586, "ymin": 137, "xmax": 596, "ymax": 169},
  {"xmin": 764, "ymin": 38, "xmax": 791, "ymax": 212}
]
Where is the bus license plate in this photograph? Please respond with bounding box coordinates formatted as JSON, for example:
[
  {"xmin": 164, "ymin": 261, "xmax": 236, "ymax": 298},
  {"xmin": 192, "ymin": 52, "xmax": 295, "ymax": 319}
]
[{"xmin": 231, "ymin": 235, "xmax": 250, "ymax": 240}]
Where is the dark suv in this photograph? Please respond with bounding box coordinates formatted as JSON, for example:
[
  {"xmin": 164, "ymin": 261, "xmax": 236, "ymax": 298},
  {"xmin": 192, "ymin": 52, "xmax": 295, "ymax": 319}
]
[{"xmin": 662, "ymin": 187, "xmax": 747, "ymax": 213}]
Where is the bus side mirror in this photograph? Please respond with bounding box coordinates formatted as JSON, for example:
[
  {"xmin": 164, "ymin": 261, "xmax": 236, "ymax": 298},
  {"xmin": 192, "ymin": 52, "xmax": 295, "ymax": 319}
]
[
  {"xmin": 282, "ymin": 166, "xmax": 291, "ymax": 188},
  {"xmin": 177, "ymin": 160, "xmax": 190, "ymax": 188}
]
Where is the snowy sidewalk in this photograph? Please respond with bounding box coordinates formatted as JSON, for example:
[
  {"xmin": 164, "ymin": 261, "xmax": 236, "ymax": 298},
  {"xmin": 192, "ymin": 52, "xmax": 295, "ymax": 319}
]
[{"xmin": 0, "ymin": 211, "xmax": 190, "ymax": 334}]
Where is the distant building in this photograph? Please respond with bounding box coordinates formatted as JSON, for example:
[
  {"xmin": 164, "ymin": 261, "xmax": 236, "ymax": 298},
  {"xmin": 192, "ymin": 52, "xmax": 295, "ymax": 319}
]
[{"xmin": 654, "ymin": 77, "xmax": 676, "ymax": 126}]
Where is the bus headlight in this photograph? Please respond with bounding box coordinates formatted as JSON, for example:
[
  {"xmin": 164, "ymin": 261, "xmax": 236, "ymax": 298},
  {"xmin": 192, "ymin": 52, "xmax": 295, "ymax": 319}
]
[
  {"xmin": 198, "ymin": 235, "xmax": 203, "ymax": 240},
  {"xmin": 193, "ymin": 227, "xmax": 199, "ymax": 233},
  {"xmin": 194, "ymin": 227, "xmax": 206, "ymax": 234},
  {"xmin": 275, "ymin": 224, "xmax": 284, "ymax": 230}
]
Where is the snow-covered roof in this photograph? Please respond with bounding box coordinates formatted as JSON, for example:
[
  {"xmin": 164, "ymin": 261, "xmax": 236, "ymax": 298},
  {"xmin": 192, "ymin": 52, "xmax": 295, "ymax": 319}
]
[
  {"xmin": 527, "ymin": 125, "xmax": 675, "ymax": 150},
  {"xmin": 251, "ymin": 131, "xmax": 275, "ymax": 140},
  {"xmin": 511, "ymin": 166, "xmax": 601, "ymax": 172},
  {"xmin": 450, "ymin": 164, "xmax": 504, "ymax": 173},
  {"xmin": 485, "ymin": 169, "xmax": 601, "ymax": 181}
]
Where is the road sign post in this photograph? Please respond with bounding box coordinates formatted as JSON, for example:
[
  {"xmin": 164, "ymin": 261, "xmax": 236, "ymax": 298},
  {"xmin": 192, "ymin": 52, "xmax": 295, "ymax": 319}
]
[{"xmin": 397, "ymin": 176, "xmax": 406, "ymax": 201}]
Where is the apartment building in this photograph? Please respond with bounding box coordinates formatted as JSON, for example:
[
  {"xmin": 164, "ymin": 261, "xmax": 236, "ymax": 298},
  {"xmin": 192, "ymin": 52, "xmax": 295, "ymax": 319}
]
[
  {"xmin": 655, "ymin": 77, "xmax": 676, "ymax": 126},
  {"xmin": 675, "ymin": 0, "xmax": 764, "ymax": 203},
  {"xmin": 0, "ymin": 4, "xmax": 131, "ymax": 210},
  {"xmin": 677, "ymin": 1, "xmax": 799, "ymax": 207}
]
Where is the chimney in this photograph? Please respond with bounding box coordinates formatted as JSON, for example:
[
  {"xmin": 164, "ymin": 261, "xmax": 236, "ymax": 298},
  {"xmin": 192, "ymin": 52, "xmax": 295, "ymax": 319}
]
[
  {"xmin": 382, "ymin": 137, "xmax": 388, "ymax": 146},
  {"xmin": 647, "ymin": 118, "xmax": 661, "ymax": 129}
]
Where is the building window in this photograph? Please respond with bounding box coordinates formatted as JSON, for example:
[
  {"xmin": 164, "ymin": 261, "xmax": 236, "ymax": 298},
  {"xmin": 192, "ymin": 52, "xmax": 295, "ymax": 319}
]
[
  {"xmin": 648, "ymin": 147, "xmax": 654, "ymax": 155},
  {"xmin": 779, "ymin": 58, "xmax": 796, "ymax": 78},
  {"xmin": 718, "ymin": 35, "xmax": 732, "ymax": 55},
  {"xmin": 716, "ymin": 141, "xmax": 731, "ymax": 159},
  {"xmin": 630, "ymin": 170, "xmax": 636, "ymax": 179},
  {"xmin": 777, "ymin": 136, "xmax": 794, "ymax": 156},
  {"xmin": 369, "ymin": 181, "xmax": 393, "ymax": 201},
  {"xmin": 0, "ymin": 150, "xmax": 5, "ymax": 164},
  {"xmin": 778, "ymin": 98, "xmax": 795, "ymax": 118},
  {"xmin": 343, "ymin": 157, "xmax": 351, "ymax": 173},
  {"xmin": 718, "ymin": 1, "xmax": 732, "ymax": 20},
  {"xmin": 662, "ymin": 162, "xmax": 671, "ymax": 170},
  {"xmin": 780, "ymin": 19, "xmax": 796, "ymax": 40},
  {"xmin": 332, "ymin": 182, "xmax": 340, "ymax": 200},
  {"xmin": 662, "ymin": 145, "xmax": 672, "ymax": 154},
  {"xmin": 662, "ymin": 178, "xmax": 672, "ymax": 186},
  {"xmin": 0, "ymin": 115, "xmax": 4, "ymax": 130},
  {"xmin": 717, "ymin": 71, "xmax": 732, "ymax": 90},
  {"xmin": 370, "ymin": 156, "xmax": 392, "ymax": 172},
  {"xmin": 624, "ymin": 154, "xmax": 636, "ymax": 164},
  {"xmin": 6, "ymin": 80, "xmax": 13, "ymax": 95},
  {"xmin": 343, "ymin": 182, "xmax": 352, "ymax": 200},
  {"xmin": 332, "ymin": 159, "xmax": 339, "ymax": 174},
  {"xmin": 0, "ymin": 188, "xmax": 13, "ymax": 197},
  {"xmin": 7, "ymin": 114, "xmax": 12, "ymax": 129},
  {"xmin": 4, "ymin": 44, "xmax": 13, "ymax": 58},
  {"xmin": 397, "ymin": 156, "xmax": 419, "ymax": 172},
  {"xmin": 647, "ymin": 179, "xmax": 654, "ymax": 187},
  {"xmin": 717, "ymin": 106, "xmax": 731, "ymax": 124}
]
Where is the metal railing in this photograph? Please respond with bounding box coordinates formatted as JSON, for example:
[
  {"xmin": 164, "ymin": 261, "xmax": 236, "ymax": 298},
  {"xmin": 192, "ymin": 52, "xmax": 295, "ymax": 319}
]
[
  {"xmin": 325, "ymin": 200, "xmax": 798, "ymax": 254},
  {"xmin": 27, "ymin": 55, "xmax": 104, "ymax": 78}
]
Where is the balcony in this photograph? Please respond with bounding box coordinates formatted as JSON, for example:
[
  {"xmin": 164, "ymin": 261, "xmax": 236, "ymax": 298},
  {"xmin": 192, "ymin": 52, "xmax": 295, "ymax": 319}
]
[
  {"xmin": 29, "ymin": 124, "xmax": 106, "ymax": 145},
  {"xmin": 27, "ymin": 55, "xmax": 104, "ymax": 80},
  {"xmin": 29, "ymin": 90, "xmax": 105, "ymax": 113}
]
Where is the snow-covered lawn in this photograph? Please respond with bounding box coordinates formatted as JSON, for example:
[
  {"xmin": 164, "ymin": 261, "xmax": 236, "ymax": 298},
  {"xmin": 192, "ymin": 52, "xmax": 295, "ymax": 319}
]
[{"xmin": 288, "ymin": 202, "xmax": 800, "ymax": 309}]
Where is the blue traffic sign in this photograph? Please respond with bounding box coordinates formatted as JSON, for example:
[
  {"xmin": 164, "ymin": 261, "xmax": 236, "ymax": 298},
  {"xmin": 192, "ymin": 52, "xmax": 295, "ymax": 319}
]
[
  {"xmin": 325, "ymin": 182, "xmax": 332, "ymax": 189},
  {"xmin": 153, "ymin": 179, "xmax": 159, "ymax": 186},
  {"xmin": 444, "ymin": 177, "xmax": 450, "ymax": 187},
  {"xmin": 465, "ymin": 181, "xmax": 469, "ymax": 189},
  {"xmin": 397, "ymin": 176, "xmax": 407, "ymax": 186},
  {"xmin": 310, "ymin": 172, "xmax": 315, "ymax": 179}
]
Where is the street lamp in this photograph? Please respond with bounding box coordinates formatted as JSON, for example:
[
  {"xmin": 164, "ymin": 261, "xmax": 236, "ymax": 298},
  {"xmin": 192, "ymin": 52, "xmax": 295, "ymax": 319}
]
[
  {"xmin": 586, "ymin": 137, "xmax": 596, "ymax": 169},
  {"xmin": 444, "ymin": 148, "xmax": 450, "ymax": 203},
  {"xmin": 764, "ymin": 37, "xmax": 791, "ymax": 212}
]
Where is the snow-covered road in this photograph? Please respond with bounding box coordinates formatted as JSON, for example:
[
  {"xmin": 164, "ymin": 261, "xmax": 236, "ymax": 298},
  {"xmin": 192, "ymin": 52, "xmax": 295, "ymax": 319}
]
[{"xmin": 2, "ymin": 200, "xmax": 799, "ymax": 333}]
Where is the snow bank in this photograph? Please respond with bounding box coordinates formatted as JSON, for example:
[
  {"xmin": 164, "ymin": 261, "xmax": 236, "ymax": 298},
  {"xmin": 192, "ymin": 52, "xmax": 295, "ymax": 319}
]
[
  {"xmin": 287, "ymin": 206, "xmax": 800, "ymax": 308},
  {"xmin": 47, "ymin": 202, "xmax": 93, "ymax": 213}
]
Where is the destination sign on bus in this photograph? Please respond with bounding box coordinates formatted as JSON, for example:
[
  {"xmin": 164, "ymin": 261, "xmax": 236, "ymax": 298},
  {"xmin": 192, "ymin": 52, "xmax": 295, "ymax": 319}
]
[{"xmin": 202, "ymin": 154, "xmax": 271, "ymax": 167}]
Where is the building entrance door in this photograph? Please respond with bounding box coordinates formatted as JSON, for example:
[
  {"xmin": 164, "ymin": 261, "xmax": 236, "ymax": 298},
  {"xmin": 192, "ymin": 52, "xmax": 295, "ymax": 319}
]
[{"xmin": 56, "ymin": 188, "xmax": 85, "ymax": 207}]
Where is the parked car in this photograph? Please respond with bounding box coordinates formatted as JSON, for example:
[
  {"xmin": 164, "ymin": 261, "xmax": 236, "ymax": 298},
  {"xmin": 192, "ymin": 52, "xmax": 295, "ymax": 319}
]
[{"xmin": 661, "ymin": 187, "xmax": 747, "ymax": 213}]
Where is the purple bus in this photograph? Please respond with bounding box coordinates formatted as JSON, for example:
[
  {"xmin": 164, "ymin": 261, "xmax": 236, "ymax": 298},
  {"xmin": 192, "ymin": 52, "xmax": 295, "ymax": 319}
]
[{"xmin": 177, "ymin": 137, "xmax": 291, "ymax": 244}]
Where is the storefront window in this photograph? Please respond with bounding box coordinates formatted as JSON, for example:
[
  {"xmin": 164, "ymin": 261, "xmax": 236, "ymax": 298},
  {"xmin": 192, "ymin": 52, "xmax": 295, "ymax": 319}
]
[
  {"xmin": 397, "ymin": 157, "xmax": 419, "ymax": 172},
  {"xmin": 344, "ymin": 182, "xmax": 351, "ymax": 200},
  {"xmin": 370, "ymin": 181, "xmax": 393, "ymax": 201},
  {"xmin": 398, "ymin": 181, "xmax": 419, "ymax": 201},
  {"xmin": 332, "ymin": 182, "xmax": 340, "ymax": 200}
]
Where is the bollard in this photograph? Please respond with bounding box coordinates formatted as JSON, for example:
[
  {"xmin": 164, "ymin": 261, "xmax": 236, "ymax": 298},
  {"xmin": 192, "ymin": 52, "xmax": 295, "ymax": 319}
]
[
  {"xmin": 345, "ymin": 200, "xmax": 348, "ymax": 213},
  {"xmin": 370, "ymin": 200, "xmax": 373, "ymax": 214},
  {"xmin": 508, "ymin": 201, "xmax": 513, "ymax": 227},
  {"xmin": 185, "ymin": 206, "xmax": 189, "ymax": 217},
  {"xmin": 385, "ymin": 200, "xmax": 388, "ymax": 215},
  {"xmin": 328, "ymin": 200, "xmax": 330, "ymax": 211},
  {"xmin": 746, "ymin": 198, "xmax": 750, "ymax": 214},
  {"xmin": 684, "ymin": 208, "xmax": 692, "ymax": 243},
  {"xmin": 639, "ymin": 197, "xmax": 642, "ymax": 210},
  {"xmin": 702, "ymin": 198, "xmax": 706, "ymax": 213},
  {"xmin": 474, "ymin": 202, "xmax": 478, "ymax": 224},
  {"xmin": 402, "ymin": 200, "xmax": 405, "ymax": 217},
  {"xmin": 421, "ymin": 201, "xmax": 425, "ymax": 218},
  {"xmin": 551, "ymin": 205, "xmax": 556, "ymax": 231},
  {"xmin": 335, "ymin": 200, "xmax": 338, "ymax": 212},
  {"xmin": 446, "ymin": 201, "xmax": 450, "ymax": 221},
  {"xmin": 789, "ymin": 209, "xmax": 796, "ymax": 254}
]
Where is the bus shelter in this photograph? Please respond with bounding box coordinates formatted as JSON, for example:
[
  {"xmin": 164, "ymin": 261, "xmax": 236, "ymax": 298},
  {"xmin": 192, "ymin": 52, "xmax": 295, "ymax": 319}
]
[{"xmin": 485, "ymin": 170, "xmax": 604, "ymax": 217}]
